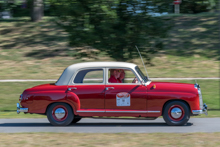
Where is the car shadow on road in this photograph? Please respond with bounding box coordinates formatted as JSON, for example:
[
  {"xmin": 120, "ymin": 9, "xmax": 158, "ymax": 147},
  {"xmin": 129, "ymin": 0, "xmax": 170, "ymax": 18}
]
[
  {"xmin": 0, "ymin": 122, "xmax": 193, "ymax": 127},
  {"xmin": 70, "ymin": 122, "xmax": 193, "ymax": 127},
  {"xmin": 0, "ymin": 123, "xmax": 51, "ymax": 127}
]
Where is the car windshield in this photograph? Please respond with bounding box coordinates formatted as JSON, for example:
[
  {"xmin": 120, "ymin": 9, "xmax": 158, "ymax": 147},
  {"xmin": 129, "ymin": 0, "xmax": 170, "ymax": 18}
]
[{"xmin": 135, "ymin": 66, "xmax": 148, "ymax": 83}]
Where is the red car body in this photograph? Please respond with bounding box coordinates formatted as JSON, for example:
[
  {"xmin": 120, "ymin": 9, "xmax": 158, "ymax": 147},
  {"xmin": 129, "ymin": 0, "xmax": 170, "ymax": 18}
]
[{"xmin": 17, "ymin": 62, "xmax": 207, "ymax": 126}]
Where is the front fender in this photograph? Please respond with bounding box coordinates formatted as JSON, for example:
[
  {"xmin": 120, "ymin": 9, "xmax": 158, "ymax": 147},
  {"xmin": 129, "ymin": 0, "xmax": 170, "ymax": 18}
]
[{"xmin": 147, "ymin": 92, "xmax": 199, "ymax": 116}]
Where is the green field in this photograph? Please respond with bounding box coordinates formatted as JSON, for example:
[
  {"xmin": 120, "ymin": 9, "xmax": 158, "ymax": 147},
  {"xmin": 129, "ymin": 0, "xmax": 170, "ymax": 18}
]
[
  {"xmin": 0, "ymin": 82, "xmax": 48, "ymax": 111},
  {"xmin": 0, "ymin": 13, "xmax": 219, "ymax": 80}
]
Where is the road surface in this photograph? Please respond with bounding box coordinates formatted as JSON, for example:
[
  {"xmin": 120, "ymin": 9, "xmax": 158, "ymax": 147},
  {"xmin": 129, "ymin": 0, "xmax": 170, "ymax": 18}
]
[{"xmin": 0, "ymin": 118, "xmax": 219, "ymax": 133}]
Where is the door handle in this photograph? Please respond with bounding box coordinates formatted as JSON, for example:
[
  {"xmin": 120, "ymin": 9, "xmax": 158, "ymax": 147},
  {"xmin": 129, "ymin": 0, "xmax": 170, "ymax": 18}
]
[
  {"xmin": 106, "ymin": 87, "xmax": 114, "ymax": 90},
  {"xmin": 68, "ymin": 87, "xmax": 77, "ymax": 91}
]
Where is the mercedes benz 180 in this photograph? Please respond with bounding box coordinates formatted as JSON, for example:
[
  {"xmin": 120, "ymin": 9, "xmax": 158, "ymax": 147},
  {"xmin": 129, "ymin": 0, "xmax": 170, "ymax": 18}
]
[{"xmin": 17, "ymin": 62, "xmax": 207, "ymax": 126}]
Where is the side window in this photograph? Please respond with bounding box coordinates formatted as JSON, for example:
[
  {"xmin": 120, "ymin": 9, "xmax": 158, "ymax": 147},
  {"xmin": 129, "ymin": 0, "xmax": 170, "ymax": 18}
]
[
  {"xmin": 74, "ymin": 69, "xmax": 103, "ymax": 84},
  {"xmin": 108, "ymin": 68, "xmax": 139, "ymax": 83}
]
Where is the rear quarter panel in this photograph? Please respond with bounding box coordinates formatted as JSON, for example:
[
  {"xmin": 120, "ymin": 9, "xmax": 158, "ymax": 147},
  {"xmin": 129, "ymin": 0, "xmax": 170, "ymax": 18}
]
[{"xmin": 21, "ymin": 85, "xmax": 79, "ymax": 114}]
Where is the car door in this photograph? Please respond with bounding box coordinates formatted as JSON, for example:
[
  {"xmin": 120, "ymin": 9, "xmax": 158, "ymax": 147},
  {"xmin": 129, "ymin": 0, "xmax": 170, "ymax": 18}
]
[
  {"xmin": 105, "ymin": 68, "xmax": 147, "ymax": 113},
  {"xmin": 67, "ymin": 68, "xmax": 105, "ymax": 111}
]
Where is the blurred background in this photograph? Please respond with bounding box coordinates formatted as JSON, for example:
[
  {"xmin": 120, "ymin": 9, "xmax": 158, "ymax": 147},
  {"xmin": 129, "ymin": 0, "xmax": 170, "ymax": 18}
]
[{"xmin": 0, "ymin": 0, "xmax": 219, "ymax": 114}]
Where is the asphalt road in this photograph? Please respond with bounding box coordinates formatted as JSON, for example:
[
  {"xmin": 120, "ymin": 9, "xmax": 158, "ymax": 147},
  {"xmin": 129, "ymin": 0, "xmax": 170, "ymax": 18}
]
[{"xmin": 0, "ymin": 118, "xmax": 219, "ymax": 133}]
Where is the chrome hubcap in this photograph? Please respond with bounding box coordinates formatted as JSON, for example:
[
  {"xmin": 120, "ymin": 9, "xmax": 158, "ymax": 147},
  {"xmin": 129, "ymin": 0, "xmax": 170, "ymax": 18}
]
[
  {"xmin": 171, "ymin": 107, "xmax": 182, "ymax": 119},
  {"xmin": 54, "ymin": 108, "xmax": 66, "ymax": 119}
]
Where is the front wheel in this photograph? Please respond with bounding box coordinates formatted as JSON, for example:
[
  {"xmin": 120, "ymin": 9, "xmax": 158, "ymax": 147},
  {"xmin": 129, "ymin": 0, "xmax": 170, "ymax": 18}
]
[
  {"xmin": 163, "ymin": 101, "xmax": 190, "ymax": 126},
  {"xmin": 47, "ymin": 103, "xmax": 74, "ymax": 126}
]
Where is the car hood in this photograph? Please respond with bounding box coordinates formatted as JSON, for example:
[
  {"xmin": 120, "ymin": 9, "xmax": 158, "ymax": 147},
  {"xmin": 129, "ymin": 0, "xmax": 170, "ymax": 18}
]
[{"xmin": 147, "ymin": 81, "xmax": 197, "ymax": 94}]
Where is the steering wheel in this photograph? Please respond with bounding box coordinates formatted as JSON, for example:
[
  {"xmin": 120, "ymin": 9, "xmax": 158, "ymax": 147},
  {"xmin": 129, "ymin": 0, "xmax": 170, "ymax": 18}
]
[{"xmin": 132, "ymin": 77, "xmax": 138, "ymax": 83}]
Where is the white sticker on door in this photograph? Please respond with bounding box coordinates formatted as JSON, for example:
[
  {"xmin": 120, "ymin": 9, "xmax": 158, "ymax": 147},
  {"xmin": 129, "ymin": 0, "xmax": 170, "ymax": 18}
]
[{"xmin": 116, "ymin": 92, "xmax": 130, "ymax": 106}]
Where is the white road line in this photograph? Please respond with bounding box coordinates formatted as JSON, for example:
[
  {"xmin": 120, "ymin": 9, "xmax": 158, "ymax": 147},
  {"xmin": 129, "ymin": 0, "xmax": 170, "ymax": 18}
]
[{"xmin": 0, "ymin": 78, "xmax": 219, "ymax": 82}]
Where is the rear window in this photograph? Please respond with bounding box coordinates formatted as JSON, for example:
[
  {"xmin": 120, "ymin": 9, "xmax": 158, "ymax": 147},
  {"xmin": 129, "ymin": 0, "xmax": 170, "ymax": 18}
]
[{"xmin": 74, "ymin": 69, "xmax": 104, "ymax": 84}]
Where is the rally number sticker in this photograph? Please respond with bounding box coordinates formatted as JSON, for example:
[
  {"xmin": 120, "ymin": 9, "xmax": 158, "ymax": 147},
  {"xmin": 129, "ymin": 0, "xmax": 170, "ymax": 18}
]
[{"xmin": 116, "ymin": 92, "xmax": 130, "ymax": 106}]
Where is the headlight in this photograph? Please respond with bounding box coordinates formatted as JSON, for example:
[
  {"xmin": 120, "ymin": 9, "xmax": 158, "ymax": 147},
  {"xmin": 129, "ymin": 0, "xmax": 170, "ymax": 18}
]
[
  {"xmin": 198, "ymin": 89, "xmax": 201, "ymax": 95},
  {"xmin": 194, "ymin": 84, "xmax": 203, "ymax": 109},
  {"xmin": 198, "ymin": 89, "xmax": 203, "ymax": 110}
]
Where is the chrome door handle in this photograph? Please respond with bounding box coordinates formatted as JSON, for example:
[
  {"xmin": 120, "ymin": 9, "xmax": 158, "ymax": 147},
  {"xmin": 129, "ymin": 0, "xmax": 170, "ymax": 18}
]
[
  {"xmin": 106, "ymin": 87, "xmax": 114, "ymax": 90},
  {"xmin": 68, "ymin": 87, "xmax": 77, "ymax": 91}
]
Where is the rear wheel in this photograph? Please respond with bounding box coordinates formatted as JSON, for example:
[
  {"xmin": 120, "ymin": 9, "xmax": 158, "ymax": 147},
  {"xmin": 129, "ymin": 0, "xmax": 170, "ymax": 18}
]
[
  {"xmin": 72, "ymin": 117, "xmax": 82, "ymax": 123},
  {"xmin": 47, "ymin": 103, "xmax": 74, "ymax": 126},
  {"xmin": 163, "ymin": 101, "xmax": 190, "ymax": 126}
]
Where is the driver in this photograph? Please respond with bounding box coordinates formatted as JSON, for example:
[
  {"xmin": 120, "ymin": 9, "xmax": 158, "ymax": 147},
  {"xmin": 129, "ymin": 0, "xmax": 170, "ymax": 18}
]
[
  {"xmin": 108, "ymin": 69, "xmax": 122, "ymax": 83},
  {"xmin": 118, "ymin": 69, "xmax": 138, "ymax": 83},
  {"xmin": 118, "ymin": 69, "xmax": 125, "ymax": 83}
]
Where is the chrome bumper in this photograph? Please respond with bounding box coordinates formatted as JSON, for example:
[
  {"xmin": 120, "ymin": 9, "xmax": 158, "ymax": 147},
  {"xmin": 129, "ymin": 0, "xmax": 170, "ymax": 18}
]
[
  {"xmin": 17, "ymin": 103, "xmax": 28, "ymax": 114},
  {"xmin": 192, "ymin": 103, "xmax": 208, "ymax": 115}
]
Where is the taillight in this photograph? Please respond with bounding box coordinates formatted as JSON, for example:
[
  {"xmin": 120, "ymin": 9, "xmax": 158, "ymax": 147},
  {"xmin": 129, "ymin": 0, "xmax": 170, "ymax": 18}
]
[{"xmin": 19, "ymin": 94, "xmax": 23, "ymax": 102}]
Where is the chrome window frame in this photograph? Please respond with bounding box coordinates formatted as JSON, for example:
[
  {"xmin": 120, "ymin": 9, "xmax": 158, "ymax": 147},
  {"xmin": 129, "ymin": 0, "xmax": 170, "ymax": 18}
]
[
  {"xmin": 68, "ymin": 67, "xmax": 106, "ymax": 85},
  {"xmin": 135, "ymin": 66, "xmax": 148, "ymax": 83},
  {"xmin": 105, "ymin": 67, "xmax": 141, "ymax": 85}
]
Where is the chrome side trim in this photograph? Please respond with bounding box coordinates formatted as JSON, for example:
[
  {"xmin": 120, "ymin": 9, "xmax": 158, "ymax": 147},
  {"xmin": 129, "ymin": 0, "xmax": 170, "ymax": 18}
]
[
  {"xmin": 146, "ymin": 111, "xmax": 160, "ymax": 113},
  {"xmin": 106, "ymin": 111, "xmax": 148, "ymax": 113},
  {"xmin": 77, "ymin": 110, "xmax": 105, "ymax": 113},
  {"xmin": 76, "ymin": 110, "xmax": 160, "ymax": 113},
  {"xmin": 17, "ymin": 103, "xmax": 28, "ymax": 114}
]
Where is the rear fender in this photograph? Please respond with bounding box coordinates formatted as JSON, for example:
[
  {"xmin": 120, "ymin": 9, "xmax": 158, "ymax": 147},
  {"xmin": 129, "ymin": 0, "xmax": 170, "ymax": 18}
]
[
  {"xmin": 22, "ymin": 91, "xmax": 74, "ymax": 114},
  {"xmin": 66, "ymin": 92, "xmax": 80, "ymax": 112}
]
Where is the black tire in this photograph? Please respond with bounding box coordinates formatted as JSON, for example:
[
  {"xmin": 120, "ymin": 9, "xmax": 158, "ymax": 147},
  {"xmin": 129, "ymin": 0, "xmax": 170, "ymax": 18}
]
[
  {"xmin": 163, "ymin": 101, "xmax": 190, "ymax": 126},
  {"xmin": 47, "ymin": 103, "xmax": 74, "ymax": 126},
  {"xmin": 72, "ymin": 117, "xmax": 82, "ymax": 123}
]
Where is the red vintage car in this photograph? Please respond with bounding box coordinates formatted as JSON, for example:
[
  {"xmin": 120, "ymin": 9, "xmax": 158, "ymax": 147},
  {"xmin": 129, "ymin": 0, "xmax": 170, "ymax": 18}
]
[{"xmin": 17, "ymin": 62, "xmax": 207, "ymax": 126}]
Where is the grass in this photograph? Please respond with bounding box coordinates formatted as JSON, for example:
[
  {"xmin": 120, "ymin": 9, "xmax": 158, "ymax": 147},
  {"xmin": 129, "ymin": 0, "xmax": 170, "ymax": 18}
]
[
  {"xmin": 0, "ymin": 82, "xmax": 48, "ymax": 111},
  {"xmin": 163, "ymin": 15, "xmax": 219, "ymax": 60},
  {"xmin": 0, "ymin": 112, "xmax": 46, "ymax": 118},
  {"xmin": 0, "ymin": 80, "xmax": 218, "ymax": 118},
  {"xmin": 194, "ymin": 111, "xmax": 220, "ymax": 118},
  {"xmin": 0, "ymin": 14, "xmax": 219, "ymax": 79},
  {"xmin": 0, "ymin": 132, "xmax": 220, "ymax": 146}
]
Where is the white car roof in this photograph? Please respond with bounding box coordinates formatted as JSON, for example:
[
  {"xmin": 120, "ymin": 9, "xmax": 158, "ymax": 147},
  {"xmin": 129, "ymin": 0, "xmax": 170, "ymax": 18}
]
[
  {"xmin": 56, "ymin": 62, "xmax": 137, "ymax": 85},
  {"xmin": 68, "ymin": 62, "xmax": 137, "ymax": 69}
]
